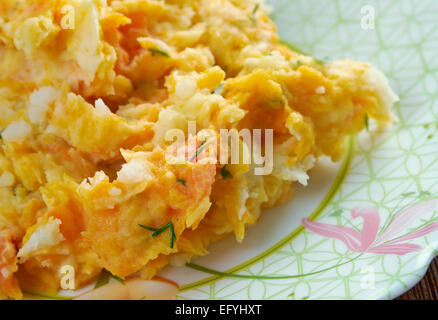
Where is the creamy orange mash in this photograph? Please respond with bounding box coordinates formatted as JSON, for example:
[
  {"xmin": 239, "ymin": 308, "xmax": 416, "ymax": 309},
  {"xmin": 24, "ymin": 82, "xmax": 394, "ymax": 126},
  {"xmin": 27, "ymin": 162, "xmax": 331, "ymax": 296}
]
[{"xmin": 0, "ymin": 0, "xmax": 397, "ymax": 299}]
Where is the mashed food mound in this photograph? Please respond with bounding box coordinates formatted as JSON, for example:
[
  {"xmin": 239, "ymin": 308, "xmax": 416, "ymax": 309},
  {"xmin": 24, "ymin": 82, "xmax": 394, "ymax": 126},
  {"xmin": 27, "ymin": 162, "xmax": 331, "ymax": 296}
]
[{"xmin": 0, "ymin": 0, "xmax": 397, "ymax": 299}]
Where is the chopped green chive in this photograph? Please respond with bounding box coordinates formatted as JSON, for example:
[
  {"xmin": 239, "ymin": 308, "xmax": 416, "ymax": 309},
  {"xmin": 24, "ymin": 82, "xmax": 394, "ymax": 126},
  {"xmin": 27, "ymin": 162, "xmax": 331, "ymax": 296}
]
[
  {"xmin": 250, "ymin": 3, "xmax": 260, "ymax": 24},
  {"xmin": 94, "ymin": 272, "xmax": 109, "ymax": 289},
  {"xmin": 111, "ymin": 275, "xmax": 125, "ymax": 285},
  {"xmin": 364, "ymin": 114, "xmax": 369, "ymax": 131},
  {"xmin": 220, "ymin": 166, "xmax": 233, "ymax": 179},
  {"xmin": 139, "ymin": 221, "xmax": 176, "ymax": 249},
  {"xmin": 427, "ymin": 134, "xmax": 433, "ymax": 140},
  {"xmin": 252, "ymin": 3, "xmax": 260, "ymax": 16},
  {"xmin": 190, "ymin": 138, "xmax": 207, "ymax": 162},
  {"xmin": 149, "ymin": 48, "xmax": 170, "ymax": 58},
  {"xmin": 176, "ymin": 177, "xmax": 187, "ymax": 186},
  {"xmin": 95, "ymin": 270, "xmax": 125, "ymax": 289}
]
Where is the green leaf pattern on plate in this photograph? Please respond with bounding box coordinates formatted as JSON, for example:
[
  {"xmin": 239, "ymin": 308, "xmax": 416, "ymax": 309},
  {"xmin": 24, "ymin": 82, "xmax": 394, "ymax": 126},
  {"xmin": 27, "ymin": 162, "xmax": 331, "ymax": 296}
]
[{"xmin": 176, "ymin": 0, "xmax": 438, "ymax": 300}]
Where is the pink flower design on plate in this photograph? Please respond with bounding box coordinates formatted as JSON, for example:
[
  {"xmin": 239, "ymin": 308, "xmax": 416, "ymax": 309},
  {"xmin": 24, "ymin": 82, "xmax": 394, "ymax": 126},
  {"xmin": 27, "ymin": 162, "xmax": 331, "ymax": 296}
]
[{"xmin": 302, "ymin": 199, "xmax": 438, "ymax": 255}]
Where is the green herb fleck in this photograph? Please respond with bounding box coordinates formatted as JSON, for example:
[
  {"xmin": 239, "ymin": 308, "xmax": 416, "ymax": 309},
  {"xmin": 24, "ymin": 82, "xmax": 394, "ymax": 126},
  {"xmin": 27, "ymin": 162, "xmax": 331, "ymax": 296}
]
[
  {"xmin": 190, "ymin": 138, "xmax": 207, "ymax": 162},
  {"xmin": 252, "ymin": 3, "xmax": 260, "ymax": 16},
  {"xmin": 94, "ymin": 271, "xmax": 110, "ymax": 288},
  {"xmin": 364, "ymin": 114, "xmax": 369, "ymax": 131},
  {"xmin": 427, "ymin": 134, "xmax": 433, "ymax": 140},
  {"xmin": 301, "ymin": 296, "xmax": 309, "ymax": 300},
  {"xmin": 176, "ymin": 177, "xmax": 187, "ymax": 186},
  {"xmin": 424, "ymin": 123, "xmax": 430, "ymax": 129},
  {"xmin": 111, "ymin": 275, "xmax": 125, "ymax": 285},
  {"xmin": 95, "ymin": 270, "xmax": 125, "ymax": 289},
  {"xmin": 220, "ymin": 166, "xmax": 233, "ymax": 179},
  {"xmin": 139, "ymin": 221, "xmax": 176, "ymax": 249},
  {"xmin": 149, "ymin": 47, "xmax": 170, "ymax": 58},
  {"xmin": 250, "ymin": 3, "xmax": 260, "ymax": 25}
]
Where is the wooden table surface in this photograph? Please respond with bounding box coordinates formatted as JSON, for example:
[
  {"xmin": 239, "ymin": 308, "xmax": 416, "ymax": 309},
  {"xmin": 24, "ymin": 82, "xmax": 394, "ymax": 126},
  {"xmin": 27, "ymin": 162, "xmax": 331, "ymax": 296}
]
[{"xmin": 396, "ymin": 257, "xmax": 438, "ymax": 300}]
